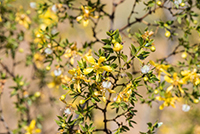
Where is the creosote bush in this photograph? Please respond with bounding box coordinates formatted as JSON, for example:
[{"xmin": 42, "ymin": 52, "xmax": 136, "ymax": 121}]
[{"xmin": 0, "ymin": 0, "xmax": 200, "ymax": 134}]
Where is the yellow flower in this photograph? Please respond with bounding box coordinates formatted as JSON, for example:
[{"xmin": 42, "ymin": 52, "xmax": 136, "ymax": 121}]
[
  {"xmin": 165, "ymin": 30, "xmax": 171, "ymax": 38},
  {"xmin": 76, "ymin": 5, "xmax": 98, "ymax": 27},
  {"xmin": 164, "ymin": 73, "xmax": 186, "ymax": 93},
  {"xmin": 83, "ymin": 56, "xmax": 112, "ymax": 81},
  {"xmin": 141, "ymin": 31, "xmax": 154, "ymax": 40},
  {"xmin": 181, "ymin": 52, "xmax": 187, "ymax": 59},
  {"xmin": 33, "ymin": 53, "xmax": 45, "ymax": 69},
  {"xmin": 156, "ymin": 92, "xmax": 177, "ymax": 110},
  {"xmin": 64, "ymin": 43, "xmax": 82, "ymax": 65},
  {"xmin": 116, "ymin": 83, "xmax": 132, "ymax": 103},
  {"xmin": 61, "ymin": 75, "xmax": 71, "ymax": 85},
  {"xmin": 181, "ymin": 69, "xmax": 200, "ymax": 86},
  {"xmin": 98, "ymin": 81, "xmax": 116, "ymax": 102},
  {"xmin": 68, "ymin": 66, "xmax": 90, "ymax": 92},
  {"xmin": 150, "ymin": 60, "xmax": 171, "ymax": 80},
  {"xmin": 24, "ymin": 120, "xmax": 41, "ymax": 134},
  {"xmin": 15, "ymin": 12, "xmax": 31, "ymax": 29},
  {"xmin": 113, "ymin": 42, "xmax": 123, "ymax": 52},
  {"xmin": 33, "ymin": 27, "xmax": 46, "ymax": 44},
  {"xmin": 47, "ymin": 72, "xmax": 62, "ymax": 89},
  {"xmin": 39, "ymin": 9, "xmax": 58, "ymax": 26},
  {"xmin": 0, "ymin": 15, "xmax": 2, "ymax": 22}
]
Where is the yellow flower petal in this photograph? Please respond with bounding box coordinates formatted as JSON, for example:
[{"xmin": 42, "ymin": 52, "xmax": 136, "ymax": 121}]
[
  {"xmin": 35, "ymin": 129, "xmax": 41, "ymax": 133},
  {"xmin": 98, "ymin": 57, "xmax": 106, "ymax": 64},
  {"xmin": 149, "ymin": 60, "xmax": 156, "ymax": 66},
  {"xmin": 181, "ymin": 70, "xmax": 190, "ymax": 76},
  {"xmin": 116, "ymin": 97, "xmax": 121, "ymax": 103},
  {"xmin": 123, "ymin": 97, "xmax": 129, "ymax": 102},
  {"xmin": 77, "ymin": 82, "xmax": 81, "ymax": 93},
  {"xmin": 68, "ymin": 69, "xmax": 76, "ymax": 75},
  {"xmin": 76, "ymin": 15, "xmax": 83, "ymax": 22},
  {"xmin": 83, "ymin": 68, "xmax": 94, "ymax": 75},
  {"xmin": 160, "ymin": 68, "xmax": 171, "ymax": 76},
  {"xmin": 156, "ymin": 96, "xmax": 163, "ymax": 101},
  {"xmin": 166, "ymin": 85, "xmax": 174, "ymax": 92},
  {"xmin": 159, "ymin": 104, "xmax": 164, "ymax": 110},
  {"xmin": 107, "ymin": 89, "xmax": 116, "ymax": 93},
  {"xmin": 0, "ymin": 15, "xmax": 2, "ymax": 22},
  {"xmin": 102, "ymin": 96, "xmax": 107, "ymax": 102},
  {"xmin": 47, "ymin": 82, "xmax": 55, "ymax": 88},
  {"xmin": 164, "ymin": 75, "xmax": 173, "ymax": 83},
  {"xmin": 101, "ymin": 66, "xmax": 112, "ymax": 72},
  {"xmin": 70, "ymin": 57, "xmax": 74, "ymax": 65},
  {"xmin": 170, "ymin": 102, "xmax": 176, "ymax": 108},
  {"xmin": 83, "ymin": 19, "xmax": 89, "ymax": 27},
  {"xmin": 173, "ymin": 73, "xmax": 178, "ymax": 79},
  {"xmin": 178, "ymin": 85, "xmax": 184, "ymax": 93},
  {"xmin": 30, "ymin": 120, "xmax": 36, "ymax": 130},
  {"xmin": 86, "ymin": 56, "xmax": 95, "ymax": 64}
]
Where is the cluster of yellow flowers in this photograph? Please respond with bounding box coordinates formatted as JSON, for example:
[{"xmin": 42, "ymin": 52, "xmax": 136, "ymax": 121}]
[
  {"xmin": 24, "ymin": 120, "xmax": 41, "ymax": 134},
  {"xmin": 151, "ymin": 60, "xmax": 200, "ymax": 109},
  {"xmin": 83, "ymin": 56, "xmax": 112, "ymax": 81},
  {"xmin": 141, "ymin": 30, "xmax": 154, "ymax": 40},
  {"xmin": 156, "ymin": 92, "xmax": 177, "ymax": 110},
  {"xmin": 115, "ymin": 83, "xmax": 133, "ymax": 103},
  {"xmin": 15, "ymin": 12, "xmax": 31, "ymax": 29},
  {"xmin": 68, "ymin": 66, "xmax": 90, "ymax": 93},
  {"xmin": 76, "ymin": 6, "xmax": 98, "ymax": 27},
  {"xmin": 150, "ymin": 60, "xmax": 171, "ymax": 80},
  {"xmin": 64, "ymin": 43, "xmax": 82, "ymax": 65}
]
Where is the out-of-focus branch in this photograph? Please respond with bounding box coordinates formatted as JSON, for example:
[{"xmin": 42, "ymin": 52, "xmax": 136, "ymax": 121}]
[
  {"xmin": 119, "ymin": 1, "xmax": 165, "ymax": 32},
  {"xmin": 0, "ymin": 62, "xmax": 15, "ymax": 78},
  {"xmin": 110, "ymin": 0, "xmax": 126, "ymax": 30},
  {"xmin": 0, "ymin": 79, "xmax": 13, "ymax": 134}
]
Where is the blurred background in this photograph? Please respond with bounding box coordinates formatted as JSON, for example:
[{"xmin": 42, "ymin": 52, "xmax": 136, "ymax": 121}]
[{"xmin": 1, "ymin": 0, "xmax": 200, "ymax": 134}]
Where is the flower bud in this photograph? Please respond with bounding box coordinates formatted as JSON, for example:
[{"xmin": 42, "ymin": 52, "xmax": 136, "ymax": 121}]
[
  {"xmin": 150, "ymin": 46, "xmax": 156, "ymax": 52},
  {"xmin": 181, "ymin": 52, "xmax": 187, "ymax": 59},
  {"xmin": 111, "ymin": 39, "xmax": 117, "ymax": 44},
  {"xmin": 156, "ymin": 1, "xmax": 162, "ymax": 6},
  {"xmin": 180, "ymin": 3, "xmax": 185, "ymax": 7},
  {"xmin": 60, "ymin": 95, "xmax": 66, "ymax": 101},
  {"xmin": 193, "ymin": 20, "xmax": 198, "ymax": 24},
  {"xmin": 19, "ymin": 81, "xmax": 24, "ymax": 86},
  {"xmin": 113, "ymin": 42, "xmax": 123, "ymax": 52},
  {"xmin": 143, "ymin": 76, "xmax": 148, "ymax": 81},
  {"xmin": 165, "ymin": 31, "xmax": 171, "ymax": 38},
  {"xmin": 94, "ymin": 91, "xmax": 100, "ymax": 97},
  {"xmin": 79, "ymin": 99, "xmax": 85, "ymax": 105},
  {"xmin": 61, "ymin": 123, "xmax": 66, "ymax": 128},
  {"xmin": 154, "ymin": 90, "xmax": 158, "ymax": 94},
  {"xmin": 46, "ymin": 66, "xmax": 51, "ymax": 71},
  {"xmin": 19, "ymin": 48, "xmax": 24, "ymax": 53},
  {"xmin": 194, "ymin": 99, "xmax": 199, "ymax": 104},
  {"xmin": 34, "ymin": 91, "xmax": 41, "ymax": 98}
]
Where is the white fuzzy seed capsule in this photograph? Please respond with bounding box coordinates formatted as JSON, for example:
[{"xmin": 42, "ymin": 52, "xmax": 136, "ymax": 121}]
[
  {"xmin": 102, "ymin": 81, "xmax": 112, "ymax": 89},
  {"xmin": 52, "ymin": 5, "xmax": 57, "ymax": 13},
  {"xmin": 141, "ymin": 65, "xmax": 150, "ymax": 74},
  {"xmin": 44, "ymin": 48, "xmax": 53, "ymax": 55},
  {"xmin": 64, "ymin": 108, "xmax": 71, "ymax": 114},
  {"xmin": 182, "ymin": 104, "xmax": 190, "ymax": 112},
  {"xmin": 30, "ymin": 2, "xmax": 37, "ymax": 9},
  {"xmin": 54, "ymin": 68, "xmax": 62, "ymax": 76}
]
